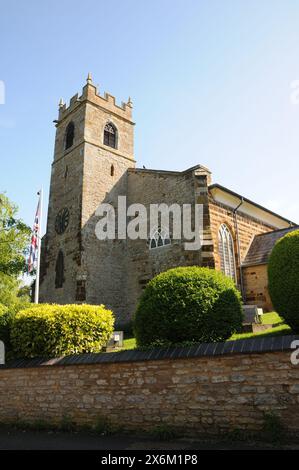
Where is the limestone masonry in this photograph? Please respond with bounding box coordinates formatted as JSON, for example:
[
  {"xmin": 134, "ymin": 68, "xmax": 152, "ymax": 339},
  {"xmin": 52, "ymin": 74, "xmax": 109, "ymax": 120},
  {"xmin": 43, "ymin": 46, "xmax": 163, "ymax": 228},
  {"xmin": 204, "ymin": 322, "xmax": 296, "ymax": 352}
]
[
  {"xmin": 39, "ymin": 75, "xmax": 297, "ymax": 322},
  {"xmin": 1, "ymin": 337, "xmax": 299, "ymax": 435}
]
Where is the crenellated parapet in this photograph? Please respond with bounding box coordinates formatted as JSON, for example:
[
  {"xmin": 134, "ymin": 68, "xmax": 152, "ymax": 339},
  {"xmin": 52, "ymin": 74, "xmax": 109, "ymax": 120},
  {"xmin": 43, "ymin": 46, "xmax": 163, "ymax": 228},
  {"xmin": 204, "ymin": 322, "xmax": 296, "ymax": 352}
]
[{"xmin": 57, "ymin": 73, "xmax": 133, "ymax": 123}]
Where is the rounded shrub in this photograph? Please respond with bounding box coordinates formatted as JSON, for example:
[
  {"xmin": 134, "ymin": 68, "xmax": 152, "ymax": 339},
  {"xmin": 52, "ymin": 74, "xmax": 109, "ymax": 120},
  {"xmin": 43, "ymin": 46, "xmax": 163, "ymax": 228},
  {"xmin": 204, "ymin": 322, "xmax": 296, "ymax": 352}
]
[
  {"xmin": 11, "ymin": 304, "xmax": 114, "ymax": 358},
  {"xmin": 268, "ymin": 229, "xmax": 299, "ymax": 332},
  {"xmin": 134, "ymin": 266, "xmax": 243, "ymax": 347}
]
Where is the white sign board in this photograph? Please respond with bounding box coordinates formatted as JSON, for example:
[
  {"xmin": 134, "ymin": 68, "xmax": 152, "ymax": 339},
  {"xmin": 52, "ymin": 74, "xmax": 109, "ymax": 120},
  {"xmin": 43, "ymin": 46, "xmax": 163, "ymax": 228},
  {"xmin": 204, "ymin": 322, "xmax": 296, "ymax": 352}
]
[{"xmin": 0, "ymin": 341, "xmax": 4, "ymax": 365}]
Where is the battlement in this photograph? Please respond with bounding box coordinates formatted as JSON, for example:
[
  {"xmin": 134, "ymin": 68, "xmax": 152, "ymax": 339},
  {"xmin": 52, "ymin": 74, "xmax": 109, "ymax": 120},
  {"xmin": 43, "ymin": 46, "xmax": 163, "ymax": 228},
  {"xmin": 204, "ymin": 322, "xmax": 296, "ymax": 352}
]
[{"xmin": 57, "ymin": 73, "xmax": 133, "ymax": 123}]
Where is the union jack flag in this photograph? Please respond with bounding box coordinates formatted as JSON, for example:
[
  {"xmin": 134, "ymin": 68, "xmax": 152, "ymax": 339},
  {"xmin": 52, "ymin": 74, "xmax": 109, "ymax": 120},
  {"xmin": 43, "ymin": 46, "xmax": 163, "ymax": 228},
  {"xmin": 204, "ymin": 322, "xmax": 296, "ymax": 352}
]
[{"xmin": 28, "ymin": 192, "xmax": 41, "ymax": 273}]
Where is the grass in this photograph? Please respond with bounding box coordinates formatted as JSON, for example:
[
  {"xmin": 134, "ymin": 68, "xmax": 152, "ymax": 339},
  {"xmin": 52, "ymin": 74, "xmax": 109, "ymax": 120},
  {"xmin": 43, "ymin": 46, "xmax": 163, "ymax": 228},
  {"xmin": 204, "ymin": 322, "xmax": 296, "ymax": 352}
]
[
  {"xmin": 230, "ymin": 311, "xmax": 291, "ymax": 340},
  {"xmin": 122, "ymin": 337, "xmax": 136, "ymax": 350},
  {"xmin": 5, "ymin": 316, "xmax": 289, "ymax": 361},
  {"xmin": 113, "ymin": 312, "xmax": 292, "ymax": 353},
  {"xmin": 261, "ymin": 312, "xmax": 283, "ymax": 325}
]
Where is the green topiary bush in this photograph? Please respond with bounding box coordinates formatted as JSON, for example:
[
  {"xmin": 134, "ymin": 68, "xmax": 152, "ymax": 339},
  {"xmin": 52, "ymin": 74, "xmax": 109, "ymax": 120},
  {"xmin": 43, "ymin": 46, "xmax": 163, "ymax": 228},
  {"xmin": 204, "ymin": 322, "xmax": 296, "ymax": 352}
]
[
  {"xmin": 134, "ymin": 266, "xmax": 243, "ymax": 347},
  {"xmin": 268, "ymin": 229, "xmax": 299, "ymax": 332},
  {"xmin": 11, "ymin": 304, "xmax": 114, "ymax": 358}
]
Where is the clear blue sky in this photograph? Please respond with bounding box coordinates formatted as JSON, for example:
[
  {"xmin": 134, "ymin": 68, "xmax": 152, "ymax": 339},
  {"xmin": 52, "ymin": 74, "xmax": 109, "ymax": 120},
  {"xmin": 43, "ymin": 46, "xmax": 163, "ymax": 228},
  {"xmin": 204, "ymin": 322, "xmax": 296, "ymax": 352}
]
[{"xmin": 1, "ymin": 0, "xmax": 299, "ymax": 231}]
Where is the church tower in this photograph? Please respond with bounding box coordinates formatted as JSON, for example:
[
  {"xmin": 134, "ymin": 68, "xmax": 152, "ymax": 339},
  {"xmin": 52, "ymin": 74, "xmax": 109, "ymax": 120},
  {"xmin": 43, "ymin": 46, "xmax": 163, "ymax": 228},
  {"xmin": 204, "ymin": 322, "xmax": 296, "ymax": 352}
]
[{"xmin": 39, "ymin": 74, "xmax": 135, "ymax": 320}]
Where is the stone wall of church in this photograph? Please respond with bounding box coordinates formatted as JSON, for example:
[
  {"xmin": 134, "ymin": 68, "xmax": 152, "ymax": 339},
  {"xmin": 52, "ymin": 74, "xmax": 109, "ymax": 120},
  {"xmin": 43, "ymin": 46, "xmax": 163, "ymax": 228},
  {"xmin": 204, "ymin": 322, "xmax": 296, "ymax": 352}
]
[
  {"xmin": 81, "ymin": 144, "xmax": 132, "ymax": 319},
  {"xmin": 243, "ymin": 264, "xmax": 273, "ymax": 311},
  {"xmin": 208, "ymin": 198, "xmax": 275, "ymax": 285},
  {"xmin": 40, "ymin": 95, "xmax": 89, "ymax": 303},
  {"xmin": 124, "ymin": 168, "xmax": 202, "ymax": 323},
  {"xmin": 40, "ymin": 80, "xmax": 136, "ymax": 315},
  {"xmin": 80, "ymin": 95, "xmax": 135, "ymax": 318}
]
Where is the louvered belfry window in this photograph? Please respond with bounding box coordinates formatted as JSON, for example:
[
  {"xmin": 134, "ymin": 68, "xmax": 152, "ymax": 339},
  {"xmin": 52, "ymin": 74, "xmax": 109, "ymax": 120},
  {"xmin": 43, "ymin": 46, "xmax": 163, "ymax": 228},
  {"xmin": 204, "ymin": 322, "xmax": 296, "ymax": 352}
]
[
  {"xmin": 218, "ymin": 224, "xmax": 236, "ymax": 281},
  {"xmin": 104, "ymin": 122, "xmax": 117, "ymax": 148}
]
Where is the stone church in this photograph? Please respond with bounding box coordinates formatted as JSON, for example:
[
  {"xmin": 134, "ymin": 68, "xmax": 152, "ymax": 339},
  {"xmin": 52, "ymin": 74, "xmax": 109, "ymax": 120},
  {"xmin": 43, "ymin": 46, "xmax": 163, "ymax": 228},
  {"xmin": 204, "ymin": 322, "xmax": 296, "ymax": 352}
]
[{"xmin": 39, "ymin": 74, "xmax": 297, "ymax": 325}]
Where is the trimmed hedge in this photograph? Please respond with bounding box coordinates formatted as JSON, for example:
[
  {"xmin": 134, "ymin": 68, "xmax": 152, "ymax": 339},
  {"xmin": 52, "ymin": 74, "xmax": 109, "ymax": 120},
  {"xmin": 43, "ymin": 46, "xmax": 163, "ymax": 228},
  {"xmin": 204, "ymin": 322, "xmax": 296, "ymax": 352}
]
[
  {"xmin": 0, "ymin": 303, "xmax": 11, "ymax": 350},
  {"xmin": 0, "ymin": 304, "xmax": 8, "ymax": 317},
  {"xmin": 11, "ymin": 304, "xmax": 114, "ymax": 358},
  {"xmin": 0, "ymin": 303, "xmax": 30, "ymax": 357},
  {"xmin": 134, "ymin": 266, "xmax": 243, "ymax": 347},
  {"xmin": 268, "ymin": 229, "xmax": 299, "ymax": 332}
]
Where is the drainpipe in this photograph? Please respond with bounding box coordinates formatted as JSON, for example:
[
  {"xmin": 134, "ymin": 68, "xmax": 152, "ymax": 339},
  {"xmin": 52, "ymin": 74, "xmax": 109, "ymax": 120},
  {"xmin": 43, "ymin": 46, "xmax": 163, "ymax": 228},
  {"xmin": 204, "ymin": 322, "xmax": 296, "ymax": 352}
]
[{"xmin": 233, "ymin": 197, "xmax": 245, "ymax": 301}]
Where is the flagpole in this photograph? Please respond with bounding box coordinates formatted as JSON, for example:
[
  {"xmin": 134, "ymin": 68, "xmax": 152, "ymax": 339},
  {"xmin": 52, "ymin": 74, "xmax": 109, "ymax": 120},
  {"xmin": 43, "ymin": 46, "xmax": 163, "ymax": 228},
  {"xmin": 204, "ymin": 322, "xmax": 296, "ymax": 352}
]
[{"xmin": 34, "ymin": 188, "xmax": 43, "ymax": 304}]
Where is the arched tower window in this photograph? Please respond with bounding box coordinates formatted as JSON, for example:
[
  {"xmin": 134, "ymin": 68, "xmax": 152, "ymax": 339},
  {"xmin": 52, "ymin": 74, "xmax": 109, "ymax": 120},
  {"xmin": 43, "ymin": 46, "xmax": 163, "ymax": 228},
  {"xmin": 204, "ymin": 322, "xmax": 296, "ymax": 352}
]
[
  {"xmin": 110, "ymin": 164, "xmax": 115, "ymax": 176},
  {"xmin": 55, "ymin": 250, "xmax": 65, "ymax": 288},
  {"xmin": 149, "ymin": 227, "xmax": 171, "ymax": 250},
  {"xmin": 65, "ymin": 122, "xmax": 75, "ymax": 150},
  {"xmin": 104, "ymin": 122, "xmax": 117, "ymax": 149},
  {"xmin": 218, "ymin": 224, "xmax": 236, "ymax": 281}
]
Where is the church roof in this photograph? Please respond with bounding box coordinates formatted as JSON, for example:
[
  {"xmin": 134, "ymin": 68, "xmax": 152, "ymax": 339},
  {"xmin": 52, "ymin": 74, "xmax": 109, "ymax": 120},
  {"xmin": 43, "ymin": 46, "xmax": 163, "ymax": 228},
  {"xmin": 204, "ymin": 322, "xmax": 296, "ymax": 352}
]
[
  {"xmin": 130, "ymin": 164, "xmax": 211, "ymax": 176},
  {"xmin": 242, "ymin": 226, "xmax": 299, "ymax": 267},
  {"xmin": 209, "ymin": 183, "xmax": 297, "ymax": 226}
]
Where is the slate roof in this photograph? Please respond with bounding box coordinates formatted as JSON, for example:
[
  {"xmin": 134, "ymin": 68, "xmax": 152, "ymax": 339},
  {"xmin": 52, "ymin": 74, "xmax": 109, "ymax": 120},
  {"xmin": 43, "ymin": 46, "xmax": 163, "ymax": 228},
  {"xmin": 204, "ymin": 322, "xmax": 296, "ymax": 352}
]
[{"xmin": 242, "ymin": 226, "xmax": 299, "ymax": 267}]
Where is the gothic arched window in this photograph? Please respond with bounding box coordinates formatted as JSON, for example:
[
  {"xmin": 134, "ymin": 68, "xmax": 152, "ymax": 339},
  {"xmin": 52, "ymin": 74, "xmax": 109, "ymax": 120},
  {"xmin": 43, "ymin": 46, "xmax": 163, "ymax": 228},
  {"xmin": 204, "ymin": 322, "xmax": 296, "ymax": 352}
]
[
  {"xmin": 55, "ymin": 250, "xmax": 65, "ymax": 288},
  {"xmin": 65, "ymin": 122, "xmax": 75, "ymax": 150},
  {"xmin": 149, "ymin": 227, "xmax": 171, "ymax": 250},
  {"xmin": 218, "ymin": 224, "xmax": 236, "ymax": 281},
  {"xmin": 104, "ymin": 122, "xmax": 117, "ymax": 149},
  {"xmin": 110, "ymin": 164, "xmax": 115, "ymax": 176}
]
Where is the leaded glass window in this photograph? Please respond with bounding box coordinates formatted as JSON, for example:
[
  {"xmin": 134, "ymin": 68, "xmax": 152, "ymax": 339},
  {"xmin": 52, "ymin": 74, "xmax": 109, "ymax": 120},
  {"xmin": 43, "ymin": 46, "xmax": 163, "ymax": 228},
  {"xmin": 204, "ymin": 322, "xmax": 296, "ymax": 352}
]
[
  {"xmin": 149, "ymin": 227, "xmax": 171, "ymax": 250},
  {"xmin": 218, "ymin": 224, "xmax": 236, "ymax": 281}
]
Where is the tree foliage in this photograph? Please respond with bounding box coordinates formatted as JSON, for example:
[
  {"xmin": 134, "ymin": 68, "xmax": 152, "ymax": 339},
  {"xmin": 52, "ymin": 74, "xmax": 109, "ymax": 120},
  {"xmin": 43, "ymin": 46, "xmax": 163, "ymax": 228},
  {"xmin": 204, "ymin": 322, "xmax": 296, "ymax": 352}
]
[
  {"xmin": 0, "ymin": 193, "xmax": 31, "ymax": 276},
  {"xmin": 0, "ymin": 273, "xmax": 30, "ymax": 307}
]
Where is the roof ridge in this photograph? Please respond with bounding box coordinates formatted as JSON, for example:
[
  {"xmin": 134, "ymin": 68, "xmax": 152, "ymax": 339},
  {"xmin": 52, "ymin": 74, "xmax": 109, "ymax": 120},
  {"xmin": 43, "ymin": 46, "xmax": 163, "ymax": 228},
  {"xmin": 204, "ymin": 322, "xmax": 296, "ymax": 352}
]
[
  {"xmin": 242, "ymin": 225, "xmax": 299, "ymax": 267},
  {"xmin": 254, "ymin": 225, "xmax": 299, "ymax": 238}
]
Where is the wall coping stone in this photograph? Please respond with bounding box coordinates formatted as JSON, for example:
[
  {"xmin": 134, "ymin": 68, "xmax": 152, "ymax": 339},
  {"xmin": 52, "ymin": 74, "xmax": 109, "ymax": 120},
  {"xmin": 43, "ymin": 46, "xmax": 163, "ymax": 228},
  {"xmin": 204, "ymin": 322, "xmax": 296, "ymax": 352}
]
[{"xmin": 1, "ymin": 335, "xmax": 298, "ymax": 370}]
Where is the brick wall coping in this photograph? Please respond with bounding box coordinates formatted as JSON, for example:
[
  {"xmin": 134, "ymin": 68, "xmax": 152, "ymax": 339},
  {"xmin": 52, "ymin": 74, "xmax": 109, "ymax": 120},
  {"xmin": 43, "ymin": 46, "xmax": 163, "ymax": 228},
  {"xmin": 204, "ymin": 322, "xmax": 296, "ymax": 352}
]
[{"xmin": 1, "ymin": 335, "xmax": 298, "ymax": 370}]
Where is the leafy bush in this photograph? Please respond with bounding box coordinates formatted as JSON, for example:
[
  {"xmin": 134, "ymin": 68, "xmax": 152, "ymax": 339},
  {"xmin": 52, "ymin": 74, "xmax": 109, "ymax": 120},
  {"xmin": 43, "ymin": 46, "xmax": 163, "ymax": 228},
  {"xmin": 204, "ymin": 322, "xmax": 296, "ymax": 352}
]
[
  {"xmin": 11, "ymin": 304, "xmax": 114, "ymax": 358},
  {"xmin": 0, "ymin": 303, "xmax": 11, "ymax": 349},
  {"xmin": 0, "ymin": 304, "xmax": 8, "ymax": 316},
  {"xmin": 134, "ymin": 266, "xmax": 243, "ymax": 347},
  {"xmin": 0, "ymin": 272, "xmax": 31, "ymax": 357},
  {"xmin": 0, "ymin": 302, "xmax": 31, "ymax": 358},
  {"xmin": 268, "ymin": 229, "xmax": 299, "ymax": 332}
]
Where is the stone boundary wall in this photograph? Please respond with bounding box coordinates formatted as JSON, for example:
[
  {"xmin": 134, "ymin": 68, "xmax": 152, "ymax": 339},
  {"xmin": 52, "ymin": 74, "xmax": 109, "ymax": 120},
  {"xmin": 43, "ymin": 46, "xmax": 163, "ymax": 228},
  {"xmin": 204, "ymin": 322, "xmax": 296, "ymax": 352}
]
[{"xmin": 0, "ymin": 335, "xmax": 299, "ymax": 435}]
